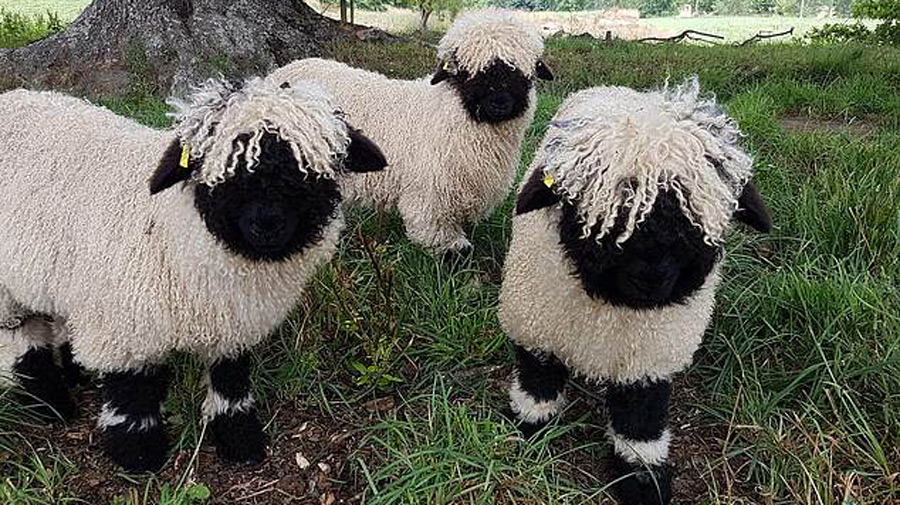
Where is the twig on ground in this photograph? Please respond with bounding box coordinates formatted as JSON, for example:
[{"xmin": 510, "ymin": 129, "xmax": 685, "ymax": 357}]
[
  {"xmin": 739, "ymin": 27, "xmax": 795, "ymax": 46},
  {"xmin": 639, "ymin": 30, "xmax": 725, "ymax": 44}
]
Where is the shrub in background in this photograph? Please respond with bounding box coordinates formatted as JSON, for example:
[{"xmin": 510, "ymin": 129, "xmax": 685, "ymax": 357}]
[
  {"xmin": 809, "ymin": 0, "xmax": 900, "ymax": 45},
  {"xmin": 854, "ymin": 0, "xmax": 900, "ymax": 44},
  {"xmin": 0, "ymin": 9, "xmax": 63, "ymax": 49}
]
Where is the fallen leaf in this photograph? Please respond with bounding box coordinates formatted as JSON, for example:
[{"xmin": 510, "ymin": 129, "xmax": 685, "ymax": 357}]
[{"xmin": 363, "ymin": 396, "xmax": 395, "ymax": 412}]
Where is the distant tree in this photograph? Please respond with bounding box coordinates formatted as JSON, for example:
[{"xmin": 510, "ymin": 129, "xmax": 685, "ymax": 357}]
[
  {"xmin": 750, "ymin": 0, "xmax": 776, "ymax": 13},
  {"xmin": 712, "ymin": 0, "xmax": 747, "ymax": 15},
  {"xmin": 808, "ymin": 0, "xmax": 900, "ymax": 45},
  {"xmin": 404, "ymin": 0, "xmax": 469, "ymax": 30},
  {"xmin": 696, "ymin": 0, "xmax": 717, "ymax": 14},
  {"xmin": 854, "ymin": 0, "xmax": 900, "ymax": 44},
  {"xmin": 640, "ymin": 0, "xmax": 678, "ymax": 16}
]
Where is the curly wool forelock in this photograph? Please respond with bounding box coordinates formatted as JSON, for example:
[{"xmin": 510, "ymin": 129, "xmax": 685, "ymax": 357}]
[
  {"xmin": 543, "ymin": 82, "xmax": 753, "ymax": 246},
  {"xmin": 438, "ymin": 8, "xmax": 545, "ymax": 76},
  {"xmin": 169, "ymin": 77, "xmax": 349, "ymax": 187}
]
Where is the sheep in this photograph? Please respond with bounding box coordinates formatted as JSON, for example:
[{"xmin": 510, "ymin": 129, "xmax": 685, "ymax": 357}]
[
  {"xmin": 0, "ymin": 77, "xmax": 387, "ymax": 472},
  {"xmin": 268, "ymin": 8, "xmax": 554, "ymax": 256},
  {"xmin": 499, "ymin": 78, "xmax": 771, "ymax": 505}
]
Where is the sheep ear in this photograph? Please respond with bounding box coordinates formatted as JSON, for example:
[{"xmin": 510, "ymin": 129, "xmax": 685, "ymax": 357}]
[
  {"xmin": 535, "ymin": 60, "xmax": 554, "ymax": 81},
  {"xmin": 431, "ymin": 58, "xmax": 458, "ymax": 85},
  {"xmin": 150, "ymin": 139, "xmax": 195, "ymax": 195},
  {"xmin": 344, "ymin": 126, "xmax": 387, "ymax": 173},
  {"xmin": 516, "ymin": 169, "xmax": 562, "ymax": 215},
  {"xmin": 734, "ymin": 182, "xmax": 772, "ymax": 233},
  {"xmin": 431, "ymin": 67, "xmax": 452, "ymax": 85}
]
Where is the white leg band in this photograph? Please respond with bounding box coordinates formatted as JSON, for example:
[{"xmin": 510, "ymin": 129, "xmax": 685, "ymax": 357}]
[
  {"xmin": 509, "ymin": 376, "xmax": 565, "ymax": 424},
  {"xmin": 608, "ymin": 425, "xmax": 671, "ymax": 466}
]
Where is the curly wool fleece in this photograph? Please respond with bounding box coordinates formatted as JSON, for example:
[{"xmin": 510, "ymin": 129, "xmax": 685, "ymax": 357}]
[
  {"xmin": 0, "ymin": 85, "xmax": 348, "ymax": 372},
  {"xmin": 500, "ymin": 79, "xmax": 755, "ymax": 383},
  {"xmin": 437, "ymin": 8, "xmax": 545, "ymax": 76},
  {"xmin": 269, "ymin": 11, "xmax": 545, "ymax": 251},
  {"xmin": 542, "ymin": 77, "xmax": 753, "ymax": 246},
  {"xmin": 171, "ymin": 77, "xmax": 350, "ymax": 185}
]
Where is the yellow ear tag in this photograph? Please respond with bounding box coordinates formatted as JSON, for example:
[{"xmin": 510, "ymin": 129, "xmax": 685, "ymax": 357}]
[
  {"xmin": 543, "ymin": 172, "xmax": 556, "ymax": 188},
  {"xmin": 179, "ymin": 144, "xmax": 190, "ymax": 169},
  {"xmin": 443, "ymin": 61, "xmax": 453, "ymax": 72}
]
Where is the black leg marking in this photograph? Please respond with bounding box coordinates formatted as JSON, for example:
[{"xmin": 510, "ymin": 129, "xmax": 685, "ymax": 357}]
[
  {"xmin": 606, "ymin": 378, "xmax": 673, "ymax": 505},
  {"xmin": 205, "ymin": 353, "xmax": 266, "ymax": 464},
  {"xmin": 59, "ymin": 342, "xmax": 88, "ymax": 387},
  {"xmin": 609, "ymin": 454, "xmax": 673, "ymax": 505},
  {"xmin": 441, "ymin": 245, "xmax": 473, "ymax": 272},
  {"xmin": 99, "ymin": 365, "xmax": 171, "ymax": 472},
  {"xmin": 14, "ymin": 346, "xmax": 76, "ymax": 421},
  {"xmin": 507, "ymin": 345, "xmax": 568, "ymax": 437}
]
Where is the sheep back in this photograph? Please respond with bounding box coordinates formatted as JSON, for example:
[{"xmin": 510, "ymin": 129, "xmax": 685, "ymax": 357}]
[{"xmin": 270, "ymin": 58, "xmax": 534, "ymax": 248}]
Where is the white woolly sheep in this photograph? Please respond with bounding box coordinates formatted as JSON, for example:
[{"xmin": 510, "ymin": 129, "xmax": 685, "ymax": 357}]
[
  {"xmin": 0, "ymin": 78, "xmax": 386, "ymax": 472},
  {"xmin": 499, "ymin": 78, "xmax": 771, "ymax": 505},
  {"xmin": 268, "ymin": 8, "xmax": 554, "ymax": 255}
]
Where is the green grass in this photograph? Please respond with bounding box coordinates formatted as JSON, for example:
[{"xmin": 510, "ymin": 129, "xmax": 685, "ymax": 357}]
[
  {"xmin": 0, "ymin": 7, "xmax": 63, "ymax": 49},
  {"xmin": 1, "ymin": 38, "xmax": 899, "ymax": 505},
  {"xmin": 642, "ymin": 15, "xmax": 875, "ymax": 41},
  {"xmin": 0, "ymin": 0, "xmax": 87, "ymax": 21}
]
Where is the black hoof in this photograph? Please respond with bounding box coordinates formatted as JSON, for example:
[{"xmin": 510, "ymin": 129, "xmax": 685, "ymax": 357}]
[
  {"xmin": 15, "ymin": 347, "xmax": 77, "ymax": 422},
  {"xmin": 610, "ymin": 457, "xmax": 672, "ymax": 505},
  {"xmin": 441, "ymin": 246, "xmax": 473, "ymax": 271},
  {"xmin": 209, "ymin": 410, "xmax": 267, "ymax": 464},
  {"xmin": 102, "ymin": 424, "xmax": 169, "ymax": 473},
  {"xmin": 501, "ymin": 406, "xmax": 548, "ymax": 440}
]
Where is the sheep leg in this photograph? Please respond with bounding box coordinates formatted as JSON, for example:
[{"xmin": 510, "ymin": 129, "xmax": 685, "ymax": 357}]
[
  {"xmin": 203, "ymin": 352, "xmax": 266, "ymax": 464},
  {"xmin": 507, "ymin": 345, "xmax": 568, "ymax": 437},
  {"xmin": 400, "ymin": 205, "xmax": 472, "ymax": 254},
  {"xmin": 1, "ymin": 315, "xmax": 76, "ymax": 421},
  {"xmin": 606, "ymin": 379, "xmax": 673, "ymax": 505},
  {"xmin": 58, "ymin": 341, "xmax": 88, "ymax": 387},
  {"xmin": 47, "ymin": 318, "xmax": 88, "ymax": 387},
  {"xmin": 99, "ymin": 364, "xmax": 171, "ymax": 472}
]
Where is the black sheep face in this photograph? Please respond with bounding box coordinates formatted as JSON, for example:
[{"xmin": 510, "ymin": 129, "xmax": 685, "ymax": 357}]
[
  {"xmin": 193, "ymin": 133, "xmax": 342, "ymax": 263},
  {"xmin": 558, "ymin": 190, "xmax": 721, "ymax": 310},
  {"xmin": 438, "ymin": 59, "xmax": 534, "ymax": 124}
]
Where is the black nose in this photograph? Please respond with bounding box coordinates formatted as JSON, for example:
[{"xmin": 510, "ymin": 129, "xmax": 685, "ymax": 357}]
[
  {"xmin": 241, "ymin": 204, "xmax": 289, "ymax": 245},
  {"xmin": 486, "ymin": 93, "xmax": 514, "ymax": 118},
  {"xmin": 252, "ymin": 208, "xmax": 286, "ymax": 236},
  {"xmin": 618, "ymin": 258, "xmax": 680, "ymax": 303}
]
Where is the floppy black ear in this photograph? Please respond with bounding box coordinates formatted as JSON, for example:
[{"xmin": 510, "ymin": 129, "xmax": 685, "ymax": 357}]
[
  {"xmin": 431, "ymin": 67, "xmax": 452, "ymax": 85},
  {"xmin": 344, "ymin": 127, "xmax": 387, "ymax": 173},
  {"xmin": 431, "ymin": 57, "xmax": 459, "ymax": 85},
  {"xmin": 150, "ymin": 139, "xmax": 195, "ymax": 195},
  {"xmin": 734, "ymin": 182, "xmax": 772, "ymax": 233},
  {"xmin": 535, "ymin": 60, "xmax": 554, "ymax": 81},
  {"xmin": 516, "ymin": 168, "xmax": 562, "ymax": 215}
]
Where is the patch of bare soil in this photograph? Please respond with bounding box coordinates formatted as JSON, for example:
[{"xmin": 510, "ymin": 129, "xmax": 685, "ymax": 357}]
[
  {"xmin": 780, "ymin": 114, "xmax": 877, "ymax": 138},
  {"xmin": 14, "ymin": 371, "xmax": 760, "ymax": 504},
  {"xmin": 16, "ymin": 385, "xmax": 369, "ymax": 504}
]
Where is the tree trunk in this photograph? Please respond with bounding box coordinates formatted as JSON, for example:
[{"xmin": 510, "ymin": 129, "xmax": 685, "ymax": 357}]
[
  {"xmin": 419, "ymin": 8, "xmax": 431, "ymax": 32},
  {"xmin": 0, "ymin": 0, "xmax": 352, "ymax": 95}
]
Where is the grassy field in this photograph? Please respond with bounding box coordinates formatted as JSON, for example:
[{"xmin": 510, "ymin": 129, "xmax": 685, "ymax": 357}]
[
  {"xmin": 0, "ymin": 0, "xmax": 860, "ymax": 41},
  {"xmin": 0, "ymin": 0, "xmax": 86, "ymax": 21},
  {"xmin": 1, "ymin": 14, "xmax": 900, "ymax": 505}
]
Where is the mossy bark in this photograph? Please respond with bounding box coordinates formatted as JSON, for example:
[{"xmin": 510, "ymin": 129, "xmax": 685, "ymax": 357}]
[{"xmin": 0, "ymin": 0, "xmax": 353, "ymax": 95}]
